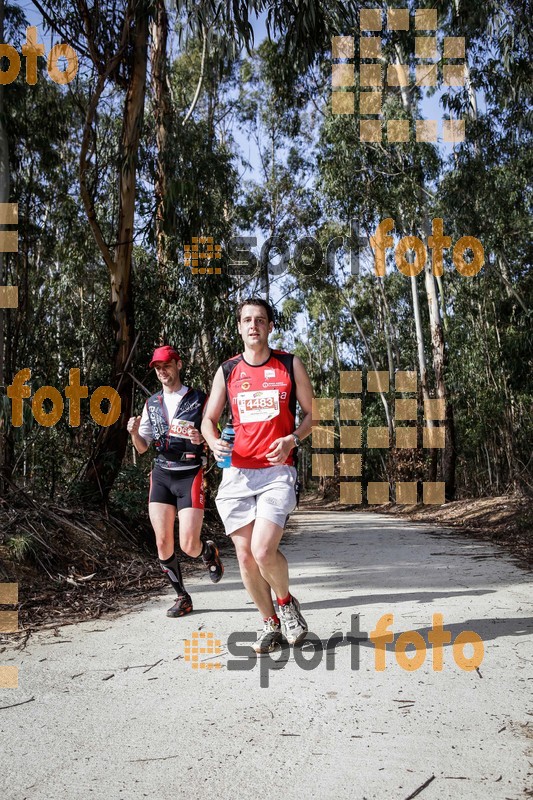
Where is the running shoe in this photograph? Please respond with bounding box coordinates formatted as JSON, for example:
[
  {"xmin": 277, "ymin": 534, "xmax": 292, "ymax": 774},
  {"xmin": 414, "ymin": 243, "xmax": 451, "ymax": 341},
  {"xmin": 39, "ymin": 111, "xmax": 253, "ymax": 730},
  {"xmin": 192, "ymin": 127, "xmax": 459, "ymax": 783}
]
[
  {"xmin": 166, "ymin": 593, "xmax": 193, "ymax": 618},
  {"xmin": 253, "ymin": 617, "xmax": 283, "ymax": 654},
  {"xmin": 278, "ymin": 596, "xmax": 308, "ymax": 645},
  {"xmin": 202, "ymin": 540, "xmax": 224, "ymax": 583}
]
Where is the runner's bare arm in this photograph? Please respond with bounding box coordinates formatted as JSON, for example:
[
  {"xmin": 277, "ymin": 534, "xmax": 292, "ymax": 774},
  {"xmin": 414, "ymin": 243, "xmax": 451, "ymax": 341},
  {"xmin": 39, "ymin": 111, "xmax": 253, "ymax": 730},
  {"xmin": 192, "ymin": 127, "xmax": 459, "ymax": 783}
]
[
  {"xmin": 201, "ymin": 367, "xmax": 232, "ymax": 461},
  {"xmin": 127, "ymin": 416, "xmax": 149, "ymax": 454},
  {"xmin": 293, "ymin": 355, "xmax": 314, "ymax": 441},
  {"xmin": 265, "ymin": 355, "xmax": 314, "ymax": 464}
]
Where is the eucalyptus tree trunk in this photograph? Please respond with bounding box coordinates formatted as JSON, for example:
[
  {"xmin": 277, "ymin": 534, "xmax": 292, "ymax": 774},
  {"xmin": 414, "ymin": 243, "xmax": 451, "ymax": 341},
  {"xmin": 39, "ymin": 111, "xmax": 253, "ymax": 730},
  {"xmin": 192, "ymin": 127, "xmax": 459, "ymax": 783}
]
[
  {"xmin": 151, "ymin": 0, "xmax": 170, "ymax": 274},
  {"xmin": 376, "ymin": 277, "xmax": 396, "ymax": 383},
  {"xmin": 336, "ymin": 282, "xmax": 392, "ymax": 433},
  {"xmin": 421, "ymin": 220, "xmax": 450, "ymax": 488},
  {"xmin": 0, "ymin": 0, "xmax": 11, "ymax": 487},
  {"xmin": 409, "ymin": 273, "xmax": 437, "ymax": 488},
  {"xmin": 410, "ymin": 275, "xmax": 430, "ymax": 407},
  {"xmin": 82, "ymin": 4, "xmax": 149, "ymax": 500},
  {"xmin": 394, "ymin": 42, "xmax": 455, "ymax": 496}
]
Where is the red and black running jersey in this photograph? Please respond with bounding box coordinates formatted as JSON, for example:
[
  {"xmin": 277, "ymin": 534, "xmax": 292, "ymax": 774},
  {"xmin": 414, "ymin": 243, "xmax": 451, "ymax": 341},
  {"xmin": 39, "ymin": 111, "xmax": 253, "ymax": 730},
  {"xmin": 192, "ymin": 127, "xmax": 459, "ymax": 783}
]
[{"xmin": 222, "ymin": 350, "xmax": 297, "ymax": 469}]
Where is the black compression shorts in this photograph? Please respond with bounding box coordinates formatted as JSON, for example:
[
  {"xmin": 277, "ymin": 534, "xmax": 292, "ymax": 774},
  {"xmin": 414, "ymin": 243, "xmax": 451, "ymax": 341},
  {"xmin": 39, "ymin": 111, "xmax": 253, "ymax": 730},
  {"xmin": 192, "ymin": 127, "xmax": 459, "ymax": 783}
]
[{"xmin": 149, "ymin": 465, "xmax": 204, "ymax": 510}]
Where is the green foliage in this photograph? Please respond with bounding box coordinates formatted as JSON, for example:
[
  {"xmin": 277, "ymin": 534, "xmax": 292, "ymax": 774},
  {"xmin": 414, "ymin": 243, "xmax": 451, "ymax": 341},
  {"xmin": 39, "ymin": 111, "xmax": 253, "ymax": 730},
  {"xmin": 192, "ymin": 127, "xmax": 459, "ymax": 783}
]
[
  {"xmin": 1, "ymin": 0, "xmax": 530, "ymax": 508},
  {"xmin": 7, "ymin": 533, "xmax": 37, "ymax": 563},
  {"xmin": 110, "ymin": 463, "xmax": 151, "ymax": 522}
]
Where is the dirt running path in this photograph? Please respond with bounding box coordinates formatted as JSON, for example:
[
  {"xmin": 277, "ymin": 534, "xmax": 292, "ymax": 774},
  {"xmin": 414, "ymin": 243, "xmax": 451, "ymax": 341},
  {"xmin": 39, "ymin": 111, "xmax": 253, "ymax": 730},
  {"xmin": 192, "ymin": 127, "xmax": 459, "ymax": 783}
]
[{"xmin": 1, "ymin": 511, "xmax": 532, "ymax": 799}]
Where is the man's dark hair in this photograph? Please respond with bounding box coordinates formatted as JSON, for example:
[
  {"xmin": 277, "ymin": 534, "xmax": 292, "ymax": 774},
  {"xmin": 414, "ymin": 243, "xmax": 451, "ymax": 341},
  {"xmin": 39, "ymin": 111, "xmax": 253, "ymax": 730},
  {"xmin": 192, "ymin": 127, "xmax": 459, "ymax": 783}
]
[{"xmin": 237, "ymin": 297, "xmax": 274, "ymax": 323}]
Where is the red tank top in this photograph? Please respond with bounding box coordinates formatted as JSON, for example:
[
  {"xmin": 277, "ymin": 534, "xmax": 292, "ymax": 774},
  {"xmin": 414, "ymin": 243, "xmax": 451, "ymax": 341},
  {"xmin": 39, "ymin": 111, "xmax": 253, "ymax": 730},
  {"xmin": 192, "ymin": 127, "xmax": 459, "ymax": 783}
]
[{"xmin": 222, "ymin": 350, "xmax": 297, "ymax": 469}]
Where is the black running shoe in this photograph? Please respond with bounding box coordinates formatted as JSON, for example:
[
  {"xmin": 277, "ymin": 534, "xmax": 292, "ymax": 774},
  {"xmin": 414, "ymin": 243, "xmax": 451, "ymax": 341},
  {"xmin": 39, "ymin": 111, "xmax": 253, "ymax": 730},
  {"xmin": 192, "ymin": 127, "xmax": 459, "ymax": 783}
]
[
  {"xmin": 202, "ymin": 540, "xmax": 224, "ymax": 584},
  {"xmin": 166, "ymin": 594, "xmax": 193, "ymax": 617}
]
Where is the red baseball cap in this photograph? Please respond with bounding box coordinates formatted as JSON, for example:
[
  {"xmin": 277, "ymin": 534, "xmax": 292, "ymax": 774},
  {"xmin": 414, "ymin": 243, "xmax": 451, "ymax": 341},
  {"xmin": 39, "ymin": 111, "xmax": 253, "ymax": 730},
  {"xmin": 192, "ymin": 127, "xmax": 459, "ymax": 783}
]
[{"xmin": 149, "ymin": 345, "xmax": 181, "ymax": 367}]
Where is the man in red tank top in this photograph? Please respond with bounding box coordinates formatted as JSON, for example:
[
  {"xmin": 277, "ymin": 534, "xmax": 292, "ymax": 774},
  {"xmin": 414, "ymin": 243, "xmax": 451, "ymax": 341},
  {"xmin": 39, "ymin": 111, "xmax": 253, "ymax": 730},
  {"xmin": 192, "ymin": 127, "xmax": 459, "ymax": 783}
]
[{"xmin": 202, "ymin": 298, "xmax": 314, "ymax": 652}]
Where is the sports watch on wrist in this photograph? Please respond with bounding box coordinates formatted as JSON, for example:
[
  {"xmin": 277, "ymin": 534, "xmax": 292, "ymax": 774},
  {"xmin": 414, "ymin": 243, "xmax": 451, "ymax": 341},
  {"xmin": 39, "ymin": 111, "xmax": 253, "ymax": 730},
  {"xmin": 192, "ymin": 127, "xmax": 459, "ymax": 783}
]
[{"xmin": 291, "ymin": 433, "xmax": 301, "ymax": 448}]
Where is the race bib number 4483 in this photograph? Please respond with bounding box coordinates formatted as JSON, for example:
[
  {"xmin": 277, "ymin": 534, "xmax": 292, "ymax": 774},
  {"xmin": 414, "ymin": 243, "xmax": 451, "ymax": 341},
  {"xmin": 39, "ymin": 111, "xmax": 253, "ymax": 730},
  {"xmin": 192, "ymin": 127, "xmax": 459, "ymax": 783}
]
[{"xmin": 237, "ymin": 390, "xmax": 280, "ymax": 423}]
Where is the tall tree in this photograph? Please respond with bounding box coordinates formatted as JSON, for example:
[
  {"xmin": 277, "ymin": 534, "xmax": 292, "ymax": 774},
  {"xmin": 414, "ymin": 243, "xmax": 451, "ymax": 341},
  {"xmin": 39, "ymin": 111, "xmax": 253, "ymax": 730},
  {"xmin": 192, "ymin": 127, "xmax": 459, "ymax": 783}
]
[
  {"xmin": 31, "ymin": 0, "xmax": 353, "ymax": 500},
  {"xmin": 0, "ymin": 0, "xmax": 10, "ymax": 488}
]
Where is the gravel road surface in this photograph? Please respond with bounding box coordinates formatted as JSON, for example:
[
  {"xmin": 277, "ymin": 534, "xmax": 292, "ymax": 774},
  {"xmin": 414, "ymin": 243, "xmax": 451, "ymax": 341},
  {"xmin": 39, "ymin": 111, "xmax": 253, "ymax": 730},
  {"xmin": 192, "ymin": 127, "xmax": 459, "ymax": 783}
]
[{"xmin": 1, "ymin": 510, "xmax": 532, "ymax": 799}]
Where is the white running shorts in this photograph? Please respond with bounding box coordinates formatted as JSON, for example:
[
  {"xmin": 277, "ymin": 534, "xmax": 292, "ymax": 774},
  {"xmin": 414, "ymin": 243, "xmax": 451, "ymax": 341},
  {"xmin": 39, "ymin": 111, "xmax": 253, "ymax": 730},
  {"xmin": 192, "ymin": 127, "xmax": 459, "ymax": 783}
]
[{"xmin": 215, "ymin": 465, "xmax": 297, "ymax": 535}]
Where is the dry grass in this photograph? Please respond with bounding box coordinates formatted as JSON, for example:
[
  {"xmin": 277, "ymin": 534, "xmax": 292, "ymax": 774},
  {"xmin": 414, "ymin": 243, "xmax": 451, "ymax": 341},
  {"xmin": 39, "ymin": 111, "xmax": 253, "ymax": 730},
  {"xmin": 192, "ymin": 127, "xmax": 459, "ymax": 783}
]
[{"xmin": 0, "ymin": 487, "xmax": 228, "ymax": 637}]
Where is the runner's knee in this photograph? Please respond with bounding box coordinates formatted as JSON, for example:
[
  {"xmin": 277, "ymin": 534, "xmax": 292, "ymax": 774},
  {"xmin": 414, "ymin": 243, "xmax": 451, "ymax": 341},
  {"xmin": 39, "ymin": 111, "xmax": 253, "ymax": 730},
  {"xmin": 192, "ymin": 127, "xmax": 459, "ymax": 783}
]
[
  {"xmin": 154, "ymin": 532, "xmax": 174, "ymax": 556},
  {"xmin": 180, "ymin": 531, "xmax": 201, "ymax": 557},
  {"xmin": 251, "ymin": 542, "xmax": 277, "ymax": 568},
  {"xmin": 235, "ymin": 547, "xmax": 257, "ymax": 572}
]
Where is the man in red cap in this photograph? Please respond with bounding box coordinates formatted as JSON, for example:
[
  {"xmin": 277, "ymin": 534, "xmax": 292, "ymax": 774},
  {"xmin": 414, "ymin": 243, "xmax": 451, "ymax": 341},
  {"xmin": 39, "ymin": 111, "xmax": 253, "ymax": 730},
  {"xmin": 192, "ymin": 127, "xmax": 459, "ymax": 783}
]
[{"xmin": 127, "ymin": 345, "xmax": 223, "ymax": 617}]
